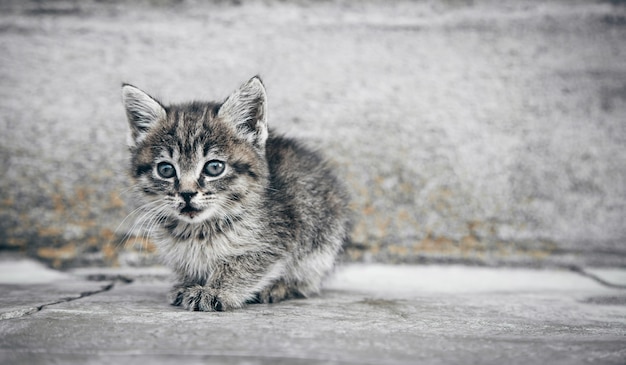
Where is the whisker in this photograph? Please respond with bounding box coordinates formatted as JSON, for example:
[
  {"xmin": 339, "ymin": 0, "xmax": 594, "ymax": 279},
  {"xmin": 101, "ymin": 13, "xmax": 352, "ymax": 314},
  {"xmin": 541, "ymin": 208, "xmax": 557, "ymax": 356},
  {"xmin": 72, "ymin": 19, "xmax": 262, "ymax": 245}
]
[
  {"xmin": 122, "ymin": 201, "xmax": 169, "ymax": 250},
  {"xmin": 112, "ymin": 200, "xmax": 164, "ymax": 248}
]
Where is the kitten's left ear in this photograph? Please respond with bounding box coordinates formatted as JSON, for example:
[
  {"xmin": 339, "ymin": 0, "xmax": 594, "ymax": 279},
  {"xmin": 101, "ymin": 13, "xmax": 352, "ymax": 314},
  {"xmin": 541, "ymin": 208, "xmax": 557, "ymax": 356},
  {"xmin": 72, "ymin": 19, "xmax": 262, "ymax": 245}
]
[
  {"xmin": 121, "ymin": 84, "xmax": 167, "ymax": 147},
  {"xmin": 218, "ymin": 76, "xmax": 268, "ymax": 149}
]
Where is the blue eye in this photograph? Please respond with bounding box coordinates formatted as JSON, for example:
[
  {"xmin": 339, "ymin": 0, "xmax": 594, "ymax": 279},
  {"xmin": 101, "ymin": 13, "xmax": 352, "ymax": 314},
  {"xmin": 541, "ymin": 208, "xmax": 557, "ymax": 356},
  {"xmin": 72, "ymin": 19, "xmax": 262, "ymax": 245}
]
[
  {"xmin": 157, "ymin": 162, "xmax": 176, "ymax": 178},
  {"xmin": 203, "ymin": 160, "xmax": 225, "ymax": 177}
]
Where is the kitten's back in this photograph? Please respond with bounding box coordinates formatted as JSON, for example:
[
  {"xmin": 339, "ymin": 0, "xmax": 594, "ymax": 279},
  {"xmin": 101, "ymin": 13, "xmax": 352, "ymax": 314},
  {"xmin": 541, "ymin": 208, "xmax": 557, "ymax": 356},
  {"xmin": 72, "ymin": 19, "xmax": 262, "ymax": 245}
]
[{"xmin": 264, "ymin": 133, "xmax": 351, "ymax": 291}]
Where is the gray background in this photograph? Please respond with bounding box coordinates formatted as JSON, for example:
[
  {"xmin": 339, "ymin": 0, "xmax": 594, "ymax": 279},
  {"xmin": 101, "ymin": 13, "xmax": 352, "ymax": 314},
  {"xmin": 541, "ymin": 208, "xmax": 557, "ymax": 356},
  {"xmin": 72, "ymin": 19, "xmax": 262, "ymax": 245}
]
[{"xmin": 0, "ymin": 0, "xmax": 625, "ymax": 268}]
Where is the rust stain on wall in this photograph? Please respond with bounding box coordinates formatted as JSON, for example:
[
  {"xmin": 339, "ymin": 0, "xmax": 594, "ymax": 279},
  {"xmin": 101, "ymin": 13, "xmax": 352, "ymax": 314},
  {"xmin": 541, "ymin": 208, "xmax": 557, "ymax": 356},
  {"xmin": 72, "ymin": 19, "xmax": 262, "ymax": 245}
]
[
  {"xmin": 106, "ymin": 191, "xmax": 125, "ymax": 210},
  {"xmin": 37, "ymin": 243, "xmax": 77, "ymax": 269}
]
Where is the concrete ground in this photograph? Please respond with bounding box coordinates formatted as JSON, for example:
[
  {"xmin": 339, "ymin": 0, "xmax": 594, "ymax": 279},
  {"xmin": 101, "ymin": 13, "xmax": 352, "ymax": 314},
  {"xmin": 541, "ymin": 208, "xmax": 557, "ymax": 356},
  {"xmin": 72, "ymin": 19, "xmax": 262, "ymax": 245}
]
[{"xmin": 1, "ymin": 258, "xmax": 625, "ymax": 364}]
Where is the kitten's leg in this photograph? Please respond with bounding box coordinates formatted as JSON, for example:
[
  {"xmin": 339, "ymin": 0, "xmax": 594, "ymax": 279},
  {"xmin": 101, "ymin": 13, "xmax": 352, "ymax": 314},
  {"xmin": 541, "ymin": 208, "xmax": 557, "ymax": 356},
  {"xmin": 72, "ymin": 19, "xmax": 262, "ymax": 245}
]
[{"xmin": 173, "ymin": 254, "xmax": 286, "ymax": 312}]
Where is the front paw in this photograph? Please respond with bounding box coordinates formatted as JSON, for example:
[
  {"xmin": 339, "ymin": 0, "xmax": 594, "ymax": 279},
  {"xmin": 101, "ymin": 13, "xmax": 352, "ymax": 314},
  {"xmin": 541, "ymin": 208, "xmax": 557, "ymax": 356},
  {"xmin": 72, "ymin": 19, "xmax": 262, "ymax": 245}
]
[{"xmin": 168, "ymin": 285, "xmax": 224, "ymax": 312}]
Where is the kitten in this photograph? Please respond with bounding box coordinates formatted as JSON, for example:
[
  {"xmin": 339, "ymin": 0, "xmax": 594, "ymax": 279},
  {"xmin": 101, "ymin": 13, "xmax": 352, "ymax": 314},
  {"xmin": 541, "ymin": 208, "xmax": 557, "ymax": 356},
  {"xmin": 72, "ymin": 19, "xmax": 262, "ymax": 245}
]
[{"xmin": 122, "ymin": 77, "xmax": 351, "ymax": 311}]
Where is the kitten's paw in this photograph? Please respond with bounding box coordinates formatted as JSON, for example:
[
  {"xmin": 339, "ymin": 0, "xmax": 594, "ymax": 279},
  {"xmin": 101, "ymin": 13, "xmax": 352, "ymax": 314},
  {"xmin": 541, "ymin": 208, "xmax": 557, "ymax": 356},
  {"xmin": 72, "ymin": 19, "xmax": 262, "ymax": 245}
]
[
  {"xmin": 254, "ymin": 280, "xmax": 305, "ymax": 304},
  {"xmin": 168, "ymin": 285, "xmax": 187, "ymax": 307},
  {"xmin": 168, "ymin": 285, "xmax": 226, "ymax": 312}
]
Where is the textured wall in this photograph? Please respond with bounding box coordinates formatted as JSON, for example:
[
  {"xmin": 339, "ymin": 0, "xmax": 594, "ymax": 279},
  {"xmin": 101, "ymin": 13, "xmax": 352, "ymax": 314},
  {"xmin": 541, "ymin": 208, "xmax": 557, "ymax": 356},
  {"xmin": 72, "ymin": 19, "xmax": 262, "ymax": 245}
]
[{"xmin": 1, "ymin": 0, "xmax": 625, "ymax": 268}]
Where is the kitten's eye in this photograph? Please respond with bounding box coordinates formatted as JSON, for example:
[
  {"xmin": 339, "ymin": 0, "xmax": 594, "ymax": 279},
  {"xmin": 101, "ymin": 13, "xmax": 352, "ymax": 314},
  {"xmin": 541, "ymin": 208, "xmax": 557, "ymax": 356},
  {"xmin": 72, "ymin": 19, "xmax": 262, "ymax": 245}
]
[
  {"xmin": 203, "ymin": 160, "xmax": 225, "ymax": 177},
  {"xmin": 156, "ymin": 162, "xmax": 176, "ymax": 179}
]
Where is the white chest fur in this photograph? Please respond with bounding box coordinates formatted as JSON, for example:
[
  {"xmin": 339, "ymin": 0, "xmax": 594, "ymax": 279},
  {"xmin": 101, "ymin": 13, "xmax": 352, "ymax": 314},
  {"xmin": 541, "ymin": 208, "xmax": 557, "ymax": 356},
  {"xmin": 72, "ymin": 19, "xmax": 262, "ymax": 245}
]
[{"xmin": 155, "ymin": 220, "xmax": 261, "ymax": 281}]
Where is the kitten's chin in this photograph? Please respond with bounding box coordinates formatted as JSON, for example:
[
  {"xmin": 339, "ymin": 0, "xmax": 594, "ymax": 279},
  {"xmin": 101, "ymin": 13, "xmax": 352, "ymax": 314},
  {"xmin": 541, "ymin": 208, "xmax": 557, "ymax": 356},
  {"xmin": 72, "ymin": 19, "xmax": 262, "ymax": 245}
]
[{"xmin": 176, "ymin": 208, "xmax": 214, "ymax": 224}]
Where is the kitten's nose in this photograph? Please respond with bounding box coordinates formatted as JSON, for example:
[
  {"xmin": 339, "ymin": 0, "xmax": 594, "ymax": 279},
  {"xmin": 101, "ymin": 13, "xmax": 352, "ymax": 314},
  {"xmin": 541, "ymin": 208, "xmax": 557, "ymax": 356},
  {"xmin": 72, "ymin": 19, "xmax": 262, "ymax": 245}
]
[{"xmin": 180, "ymin": 191, "xmax": 197, "ymax": 204}]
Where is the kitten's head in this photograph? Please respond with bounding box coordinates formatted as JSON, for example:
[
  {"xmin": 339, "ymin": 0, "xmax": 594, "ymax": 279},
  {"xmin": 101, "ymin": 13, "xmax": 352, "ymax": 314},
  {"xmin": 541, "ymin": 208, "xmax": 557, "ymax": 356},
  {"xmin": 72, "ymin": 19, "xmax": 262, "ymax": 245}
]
[{"xmin": 122, "ymin": 77, "xmax": 269, "ymax": 224}]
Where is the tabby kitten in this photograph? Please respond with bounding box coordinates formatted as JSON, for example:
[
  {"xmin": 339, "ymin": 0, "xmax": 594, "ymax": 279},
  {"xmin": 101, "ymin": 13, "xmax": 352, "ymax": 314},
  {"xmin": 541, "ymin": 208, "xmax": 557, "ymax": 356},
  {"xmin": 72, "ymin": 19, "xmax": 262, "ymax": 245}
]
[{"xmin": 122, "ymin": 77, "xmax": 350, "ymax": 311}]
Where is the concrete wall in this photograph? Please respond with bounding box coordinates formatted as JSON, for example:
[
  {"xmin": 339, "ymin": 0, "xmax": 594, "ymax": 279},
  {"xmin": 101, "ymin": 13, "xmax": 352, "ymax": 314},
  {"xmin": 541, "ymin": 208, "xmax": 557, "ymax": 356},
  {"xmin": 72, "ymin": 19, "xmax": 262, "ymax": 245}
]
[{"xmin": 1, "ymin": 0, "xmax": 624, "ymax": 268}]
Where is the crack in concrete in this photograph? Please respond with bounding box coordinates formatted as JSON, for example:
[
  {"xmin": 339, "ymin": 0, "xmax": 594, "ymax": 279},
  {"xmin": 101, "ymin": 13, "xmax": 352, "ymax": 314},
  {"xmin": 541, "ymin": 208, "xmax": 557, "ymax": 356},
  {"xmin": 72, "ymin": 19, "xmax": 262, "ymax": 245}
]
[
  {"xmin": 36, "ymin": 282, "xmax": 116, "ymax": 311},
  {"xmin": 84, "ymin": 274, "xmax": 134, "ymax": 284},
  {"xmin": 0, "ymin": 281, "xmax": 118, "ymax": 321},
  {"xmin": 568, "ymin": 265, "xmax": 626, "ymax": 290}
]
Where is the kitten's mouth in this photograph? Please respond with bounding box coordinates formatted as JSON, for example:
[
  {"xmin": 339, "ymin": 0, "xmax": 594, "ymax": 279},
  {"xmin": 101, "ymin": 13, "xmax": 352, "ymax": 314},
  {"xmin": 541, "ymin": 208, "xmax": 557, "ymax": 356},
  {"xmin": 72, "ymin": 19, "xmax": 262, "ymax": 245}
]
[{"xmin": 180, "ymin": 205, "xmax": 203, "ymax": 219}]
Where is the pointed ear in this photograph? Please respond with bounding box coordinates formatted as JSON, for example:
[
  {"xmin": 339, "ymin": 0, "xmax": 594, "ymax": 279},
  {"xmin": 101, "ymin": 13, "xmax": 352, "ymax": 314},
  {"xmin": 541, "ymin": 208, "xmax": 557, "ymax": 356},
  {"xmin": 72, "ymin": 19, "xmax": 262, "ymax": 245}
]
[
  {"xmin": 217, "ymin": 76, "xmax": 268, "ymax": 149},
  {"xmin": 121, "ymin": 84, "xmax": 166, "ymax": 147}
]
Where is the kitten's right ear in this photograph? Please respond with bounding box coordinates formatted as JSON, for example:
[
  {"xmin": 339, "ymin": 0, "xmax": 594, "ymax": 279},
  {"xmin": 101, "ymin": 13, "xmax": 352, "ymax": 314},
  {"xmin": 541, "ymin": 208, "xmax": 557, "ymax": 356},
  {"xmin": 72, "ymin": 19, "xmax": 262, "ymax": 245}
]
[{"xmin": 121, "ymin": 84, "xmax": 166, "ymax": 147}]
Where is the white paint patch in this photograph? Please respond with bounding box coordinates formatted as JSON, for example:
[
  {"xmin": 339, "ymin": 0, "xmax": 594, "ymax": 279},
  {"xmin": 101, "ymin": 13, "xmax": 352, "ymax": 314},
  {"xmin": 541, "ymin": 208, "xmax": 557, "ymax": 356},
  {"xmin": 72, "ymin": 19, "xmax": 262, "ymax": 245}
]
[
  {"xmin": 326, "ymin": 264, "xmax": 613, "ymax": 296},
  {"xmin": 0, "ymin": 259, "xmax": 70, "ymax": 284}
]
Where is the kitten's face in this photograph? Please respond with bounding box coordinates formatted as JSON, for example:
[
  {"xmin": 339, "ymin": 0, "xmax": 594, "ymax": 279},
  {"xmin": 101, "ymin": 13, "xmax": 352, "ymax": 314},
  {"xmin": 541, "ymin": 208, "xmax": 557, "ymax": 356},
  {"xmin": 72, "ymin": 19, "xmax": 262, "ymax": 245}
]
[{"xmin": 122, "ymin": 78, "xmax": 269, "ymax": 224}]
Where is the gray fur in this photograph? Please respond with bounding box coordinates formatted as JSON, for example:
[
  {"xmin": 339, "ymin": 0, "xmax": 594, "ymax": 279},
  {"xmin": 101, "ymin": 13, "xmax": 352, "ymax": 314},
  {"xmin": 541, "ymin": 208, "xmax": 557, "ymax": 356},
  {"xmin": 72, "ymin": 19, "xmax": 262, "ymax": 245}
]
[{"xmin": 122, "ymin": 77, "xmax": 351, "ymax": 311}]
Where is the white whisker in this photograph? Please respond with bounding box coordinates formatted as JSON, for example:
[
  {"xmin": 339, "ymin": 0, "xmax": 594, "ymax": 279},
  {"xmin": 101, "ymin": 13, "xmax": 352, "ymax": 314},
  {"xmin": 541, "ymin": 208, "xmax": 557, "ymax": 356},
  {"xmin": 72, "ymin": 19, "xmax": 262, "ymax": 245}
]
[
  {"xmin": 120, "ymin": 201, "xmax": 169, "ymax": 250},
  {"xmin": 112, "ymin": 199, "xmax": 163, "ymax": 248}
]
